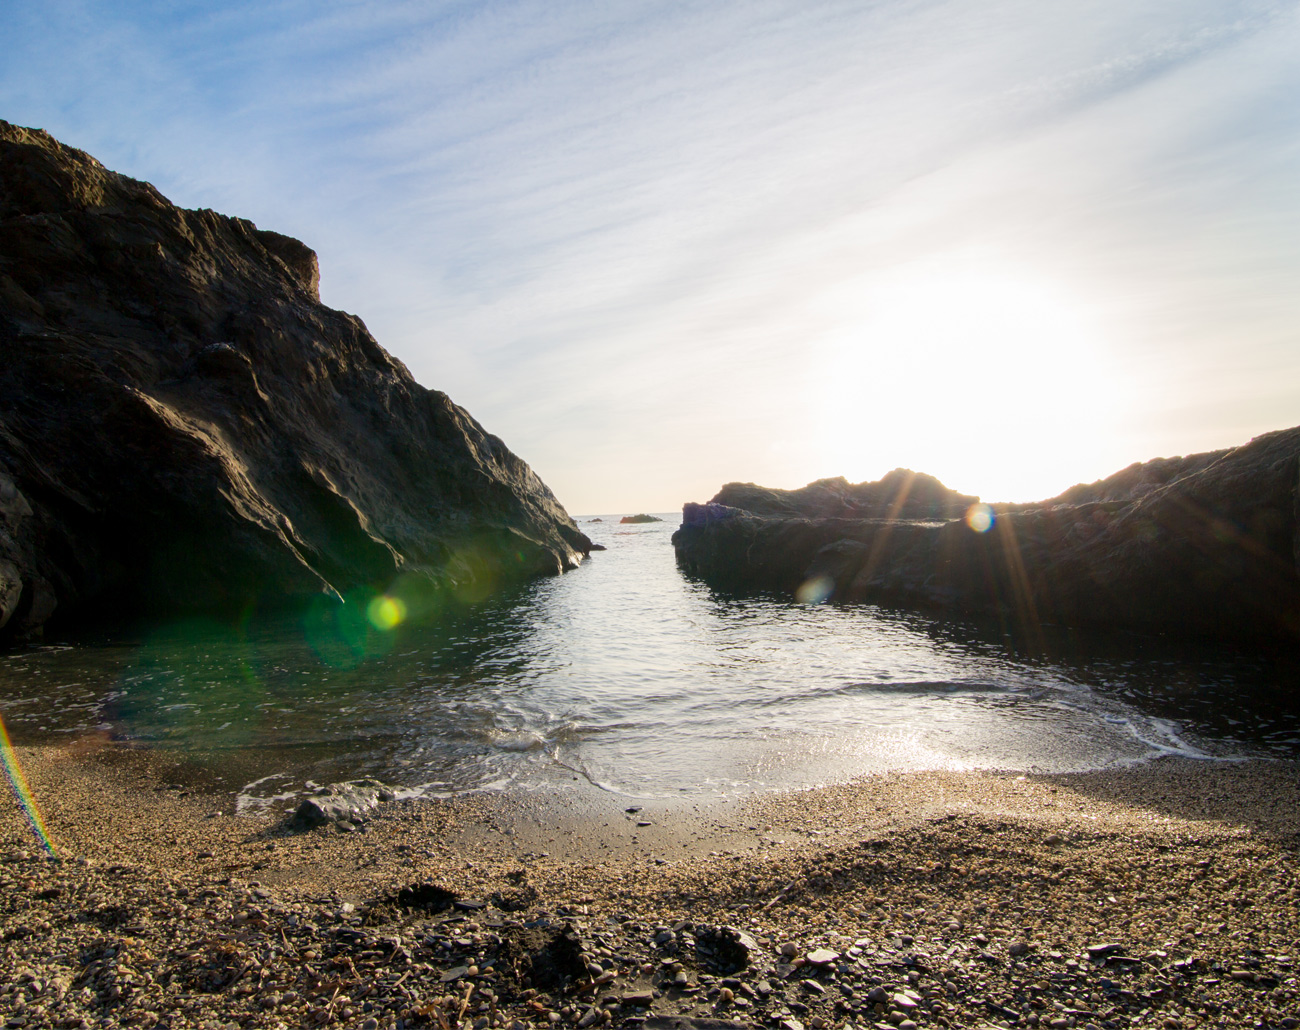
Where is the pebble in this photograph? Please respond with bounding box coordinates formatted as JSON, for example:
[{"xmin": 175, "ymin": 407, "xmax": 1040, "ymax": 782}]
[{"xmin": 4, "ymin": 750, "xmax": 1298, "ymax": 1030}]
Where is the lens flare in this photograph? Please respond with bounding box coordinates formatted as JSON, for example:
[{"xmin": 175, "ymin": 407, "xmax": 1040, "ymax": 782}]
[
  {"xmin": 367, "ymin": 595, "xmax": 407, "ymax": 631},
  {"xmin": 0, "ymin": 714, "xmax": 57, "ymax": 859},
  {"xmin": 795, "ymin": 575, "xmax": 835, "ymax": 604},
  {"xmin": 965, "ymin": 503, "xmax": 995, "ymax": 533}
]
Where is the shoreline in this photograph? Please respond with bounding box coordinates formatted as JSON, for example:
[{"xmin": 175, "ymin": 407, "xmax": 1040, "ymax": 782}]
[{"xmin": 1, "ymin": 743, "xmax": 1297, "ymax": 1029}]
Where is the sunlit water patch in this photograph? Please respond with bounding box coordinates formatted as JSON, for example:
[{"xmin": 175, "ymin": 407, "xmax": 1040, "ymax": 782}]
[{"xmin": 0, "ymin": 517, "xmax": 1297, "ymax": 807}]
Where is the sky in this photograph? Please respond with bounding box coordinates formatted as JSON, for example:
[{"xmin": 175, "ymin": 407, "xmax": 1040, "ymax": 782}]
[{"xmin": 3, "ymin": 0, "xmax": 1299, "ymax": 514}]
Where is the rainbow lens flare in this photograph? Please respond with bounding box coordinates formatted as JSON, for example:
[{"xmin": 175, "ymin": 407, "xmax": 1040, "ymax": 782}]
[
  {"xmin": 965, "ymin": 503, "xmax": 995, "ymax": 533},
  {"xmin": 0, "ymin": 713, "xmax": 57, "ymax": 859},
  {"xmin": 795, "ymin": 575, "xmax": 835, "ymax": 604}
]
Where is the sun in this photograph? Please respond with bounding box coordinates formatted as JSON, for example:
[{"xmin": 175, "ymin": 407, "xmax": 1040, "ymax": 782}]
[{"xmin": 810, "ymin": 252, "xmax": 1130, "ymax": 502}]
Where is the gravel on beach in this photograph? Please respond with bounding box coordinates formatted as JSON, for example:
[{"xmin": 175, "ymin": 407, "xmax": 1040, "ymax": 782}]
[{"xmin": 1, "ymin": 745, "xmax": 1297, "ymax": 1030}]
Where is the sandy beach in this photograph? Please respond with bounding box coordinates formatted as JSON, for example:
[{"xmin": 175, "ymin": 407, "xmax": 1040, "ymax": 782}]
[{"xmin": 1, "ymin": 743, "xmax": 1297, "ymax": 1030}]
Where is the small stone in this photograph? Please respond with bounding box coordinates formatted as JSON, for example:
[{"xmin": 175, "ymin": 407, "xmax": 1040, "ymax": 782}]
[
  {"xmin": 1009, "ymin": 941, "xmax": 1030, "ymax": 957},
  {"xmin": 805, "ymin": 948, "xmax": 839, "ymax": 965},
  {"xmin": 780, "ymin": 942, "xmax": 799, "ymax": 958},
  {"xmin": 1044, "ymin": 834, "xmax": 1065, "ymax": 846}
]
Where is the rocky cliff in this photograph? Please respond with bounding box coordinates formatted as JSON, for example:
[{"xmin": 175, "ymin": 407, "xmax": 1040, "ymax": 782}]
[
  {"xmin": 0, "ymin": 121, "xmax": 591, "ymax": 640},
  {"xmin": 713, "ymin": 469, "xmax": 977, "ymax": 521},
  {"xmin": 674, "ymin": 434, "xmax": 1300, "ymax": 643}
]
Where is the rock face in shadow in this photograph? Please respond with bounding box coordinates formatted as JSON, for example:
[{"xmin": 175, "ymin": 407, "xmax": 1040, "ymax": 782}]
[
  {"xmin": 0, "ymin": 121, "xmax": 590, "ymax": 640},
  {"xmin": 673, "ymin": 437, "xmax": 1300, "ymax": 643}
]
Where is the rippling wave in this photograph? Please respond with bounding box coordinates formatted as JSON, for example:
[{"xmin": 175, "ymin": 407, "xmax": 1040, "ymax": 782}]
[{"xmin": 0, "ymin": 516, "xmax": 1297, "ymax": 806}]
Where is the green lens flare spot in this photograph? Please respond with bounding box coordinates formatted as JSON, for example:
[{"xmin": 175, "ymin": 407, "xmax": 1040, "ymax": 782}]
[{"xmin": 367, "ymin": 595, "xmax": 407, "ymax": 631}]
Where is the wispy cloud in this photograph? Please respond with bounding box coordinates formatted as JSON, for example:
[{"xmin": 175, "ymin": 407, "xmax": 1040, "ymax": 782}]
[{"xmin": 5, "ymin": 0, "xmax": 1299, "ymax": 509}]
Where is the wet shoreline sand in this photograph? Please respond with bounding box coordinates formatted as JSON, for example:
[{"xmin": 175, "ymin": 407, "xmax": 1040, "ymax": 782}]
[{"xmin": 2, "ymin": 743, "xmax": 1297, "ymax": 1029}]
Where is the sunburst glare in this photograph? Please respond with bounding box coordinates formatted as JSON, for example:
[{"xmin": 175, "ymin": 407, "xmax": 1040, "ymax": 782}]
[{"xmin": 811, "ymin": 251, "xmax": 1132, "ymax": 502}]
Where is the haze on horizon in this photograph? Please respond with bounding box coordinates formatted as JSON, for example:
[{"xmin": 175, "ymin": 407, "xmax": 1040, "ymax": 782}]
[{"xmin": 4, "ymin": 1, "xmax": 1298, "ymax": 515}]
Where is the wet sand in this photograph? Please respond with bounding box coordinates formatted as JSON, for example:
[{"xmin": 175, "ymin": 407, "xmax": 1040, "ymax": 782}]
[{"xmin": 1, "ymin": 742, "xmax": 1297, "ymax": 1029}]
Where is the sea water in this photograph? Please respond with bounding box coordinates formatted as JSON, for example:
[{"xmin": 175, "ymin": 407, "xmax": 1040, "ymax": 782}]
[{"xmin": 0, "ymin": 515, "xmax": 1297, "ymax": 809}]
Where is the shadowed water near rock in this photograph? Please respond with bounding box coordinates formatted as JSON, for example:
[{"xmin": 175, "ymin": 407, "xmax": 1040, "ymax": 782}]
[
  {"xmin": 674, "ymin": 434, "xmax": 1300, "ymax": 643},
  {"xmin": 0, "ymin": 121, "xmax": 590, "ymax": 640}
]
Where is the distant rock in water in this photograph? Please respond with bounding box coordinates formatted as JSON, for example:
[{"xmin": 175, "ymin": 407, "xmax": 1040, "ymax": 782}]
[
  {"xmin": 0, "ymin": 121, "xmax": 591, "ymax": 640},
  {"xmin": 620, "ymin": 514, "xmax": 663, "ymax": 524},
  {"xmin": 673, "ymin": 438, "xmax": 1300, "ymax": 643}
]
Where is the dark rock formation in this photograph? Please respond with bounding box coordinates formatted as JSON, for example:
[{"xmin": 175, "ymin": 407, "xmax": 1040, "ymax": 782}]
[
  {"xmin": 714, "ymin": 469, "xmax": 976, "ymax": 521},
  {"xmin": 673, "ymin": 436, "xmax": 1300, "ymax": 643},
  {"xmin": 0, "ymin": 121, "xmax": 590, "ymax": 640},
  {"xmin": 998, "ymin": 451, "xmax": 1221, "ymax": 511},
  {"xmin": 619, "ymin": 514, "xmax": 663, "ymax": 524}
]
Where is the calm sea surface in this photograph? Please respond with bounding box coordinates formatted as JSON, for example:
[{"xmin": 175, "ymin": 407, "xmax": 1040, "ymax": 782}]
[{"xmin": 1, "ymin": 515, "xmax": 1298, "ymax": 810}]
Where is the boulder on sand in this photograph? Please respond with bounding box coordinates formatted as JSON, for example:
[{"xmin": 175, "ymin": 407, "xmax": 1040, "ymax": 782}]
[{"xmin": 289, "ymin": 779, "xmax": 397, "ymax": 831}]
